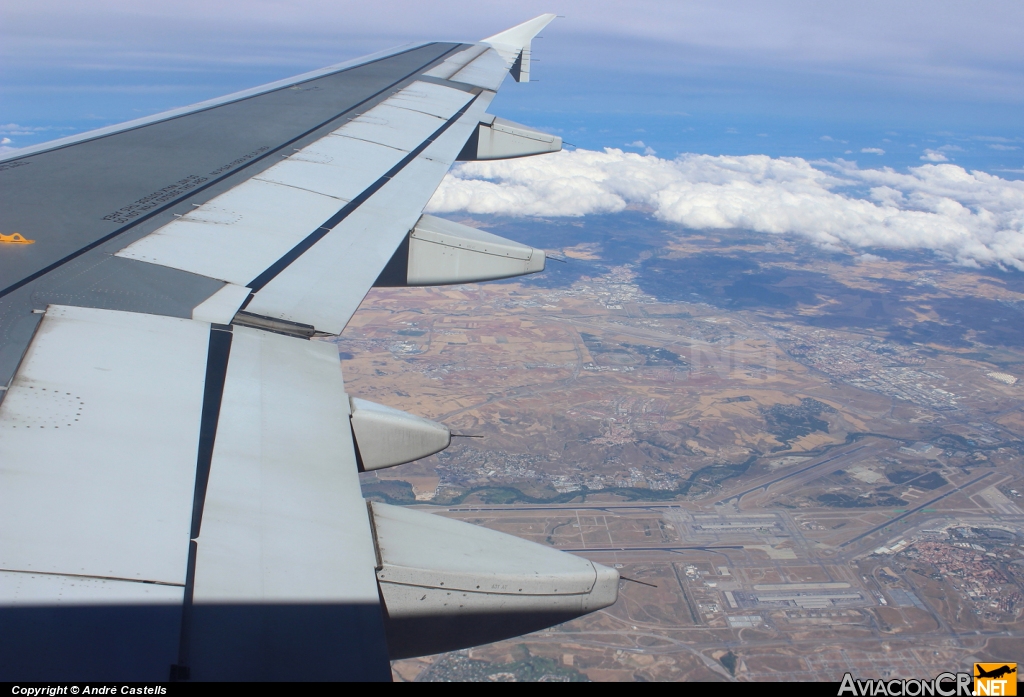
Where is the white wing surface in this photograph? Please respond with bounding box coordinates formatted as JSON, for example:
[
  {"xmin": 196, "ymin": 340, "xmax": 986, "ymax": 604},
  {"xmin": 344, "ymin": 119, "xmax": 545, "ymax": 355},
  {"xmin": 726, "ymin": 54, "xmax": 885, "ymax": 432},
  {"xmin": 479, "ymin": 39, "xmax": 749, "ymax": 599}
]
[{"xmin": 0, "ymin": 14, "xmax": 617, "ymax": 682}]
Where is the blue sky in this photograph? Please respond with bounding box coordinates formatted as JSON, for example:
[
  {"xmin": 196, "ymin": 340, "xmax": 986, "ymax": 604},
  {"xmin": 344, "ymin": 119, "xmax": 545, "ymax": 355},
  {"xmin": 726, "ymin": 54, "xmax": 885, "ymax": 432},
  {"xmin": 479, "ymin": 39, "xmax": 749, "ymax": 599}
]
[{"xmin": 2, "ymin": 0, "xmax": 1023, "ymax": 176}]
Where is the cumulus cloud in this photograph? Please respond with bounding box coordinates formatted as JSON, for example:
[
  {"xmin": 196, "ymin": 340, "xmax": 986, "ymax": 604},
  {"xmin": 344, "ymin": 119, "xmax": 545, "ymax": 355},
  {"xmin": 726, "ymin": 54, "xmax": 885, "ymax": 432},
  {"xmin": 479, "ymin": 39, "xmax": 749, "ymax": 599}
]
[
  {"xmin": 861, "ymin": 147, "xmax": 885, "ymax": 155},
  {"xmin": 920, "ymin": 150, "xmax": 949, "ymax": 162},
  {"xmin": 626, "ymin": 140, "xmax": 656, "ymax": 156},
  {"xmin": 426, "ymin": 148, "xmax": 1024, "ymax": 271}
]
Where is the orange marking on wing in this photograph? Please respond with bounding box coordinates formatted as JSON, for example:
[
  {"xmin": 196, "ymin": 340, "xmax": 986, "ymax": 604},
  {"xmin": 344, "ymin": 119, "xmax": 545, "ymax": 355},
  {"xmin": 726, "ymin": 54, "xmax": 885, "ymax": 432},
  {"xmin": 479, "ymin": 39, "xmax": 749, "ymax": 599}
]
[{"xmin": 0, "ymin": 233, "xmax": 34, "ymax": 244}]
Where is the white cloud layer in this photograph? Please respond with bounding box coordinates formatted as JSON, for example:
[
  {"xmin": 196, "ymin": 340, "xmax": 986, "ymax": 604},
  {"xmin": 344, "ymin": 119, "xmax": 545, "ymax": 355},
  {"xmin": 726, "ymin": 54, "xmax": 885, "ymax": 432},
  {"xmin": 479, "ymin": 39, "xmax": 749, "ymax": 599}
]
[{"xmin": 426, "ymin": 149, "xmax": 1024, "ymax": 271}]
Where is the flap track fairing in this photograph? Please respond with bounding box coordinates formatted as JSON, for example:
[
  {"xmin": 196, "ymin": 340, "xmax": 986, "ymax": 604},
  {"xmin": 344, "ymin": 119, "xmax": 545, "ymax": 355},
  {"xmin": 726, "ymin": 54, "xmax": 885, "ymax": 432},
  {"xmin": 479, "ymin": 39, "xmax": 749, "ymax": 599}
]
[
  {"xmin": 349, "ymin": 397, "xmax": 451, "ymax": 471},
  {"xmin": 374, "ymin": 214, "xmax": 545, "ymax": 288},
  {"xmin": 368, "ymin": 502, "xmax": 619, "ymax": 659},
  {"xmin": 457, "ymin": 114, "xmax": 561, "ymax": 161}
]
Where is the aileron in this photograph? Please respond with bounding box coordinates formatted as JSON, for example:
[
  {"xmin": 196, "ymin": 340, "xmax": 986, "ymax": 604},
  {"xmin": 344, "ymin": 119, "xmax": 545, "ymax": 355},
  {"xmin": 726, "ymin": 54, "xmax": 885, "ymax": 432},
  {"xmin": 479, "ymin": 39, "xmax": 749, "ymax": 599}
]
[
  {"xmin": 424, "ymin": 45, "xmax": 490, "ymax": 80},
  {"xmin": 447, "ymin": 48, "xmax": 511, "ymax": 91},
  {"xmin": 241, "ymin": 156, "xmax": 455, "ymax": 333}
]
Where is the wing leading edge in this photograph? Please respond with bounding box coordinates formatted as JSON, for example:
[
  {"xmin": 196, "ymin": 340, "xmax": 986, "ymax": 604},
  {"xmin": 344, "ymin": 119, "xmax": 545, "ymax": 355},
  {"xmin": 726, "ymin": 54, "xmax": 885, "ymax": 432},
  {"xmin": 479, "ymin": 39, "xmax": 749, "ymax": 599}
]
[{"xmin": 0, "ymin": 14, "xmax": 618, "ymax": 681}]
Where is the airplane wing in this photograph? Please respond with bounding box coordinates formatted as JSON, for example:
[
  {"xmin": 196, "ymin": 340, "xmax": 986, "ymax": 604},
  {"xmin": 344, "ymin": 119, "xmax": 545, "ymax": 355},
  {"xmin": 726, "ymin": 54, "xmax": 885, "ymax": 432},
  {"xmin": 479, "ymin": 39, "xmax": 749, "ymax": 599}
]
[{"xmin": 0, "ymin": 15, "xmax": 617, "ymax": 681}]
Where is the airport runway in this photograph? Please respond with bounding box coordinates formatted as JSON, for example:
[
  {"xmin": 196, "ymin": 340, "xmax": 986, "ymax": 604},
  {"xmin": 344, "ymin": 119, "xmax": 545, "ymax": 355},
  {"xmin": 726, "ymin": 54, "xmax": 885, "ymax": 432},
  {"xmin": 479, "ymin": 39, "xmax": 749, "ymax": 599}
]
[
  {"xmin": 726, "ymin": 445, "xmax": 869, "ymax": 503},
  {"xmin": 841, "ymin": 471, "xmax": 994, "ymax": 547}
]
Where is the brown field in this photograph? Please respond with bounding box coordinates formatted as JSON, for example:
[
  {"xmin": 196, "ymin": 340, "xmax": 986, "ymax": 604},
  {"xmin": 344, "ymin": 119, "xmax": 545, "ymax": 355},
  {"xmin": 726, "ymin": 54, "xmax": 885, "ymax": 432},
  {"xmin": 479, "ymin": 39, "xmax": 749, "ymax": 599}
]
[{"xmin": 348, "ymin": 219, "xmax": 1024, "ymax": 681}]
